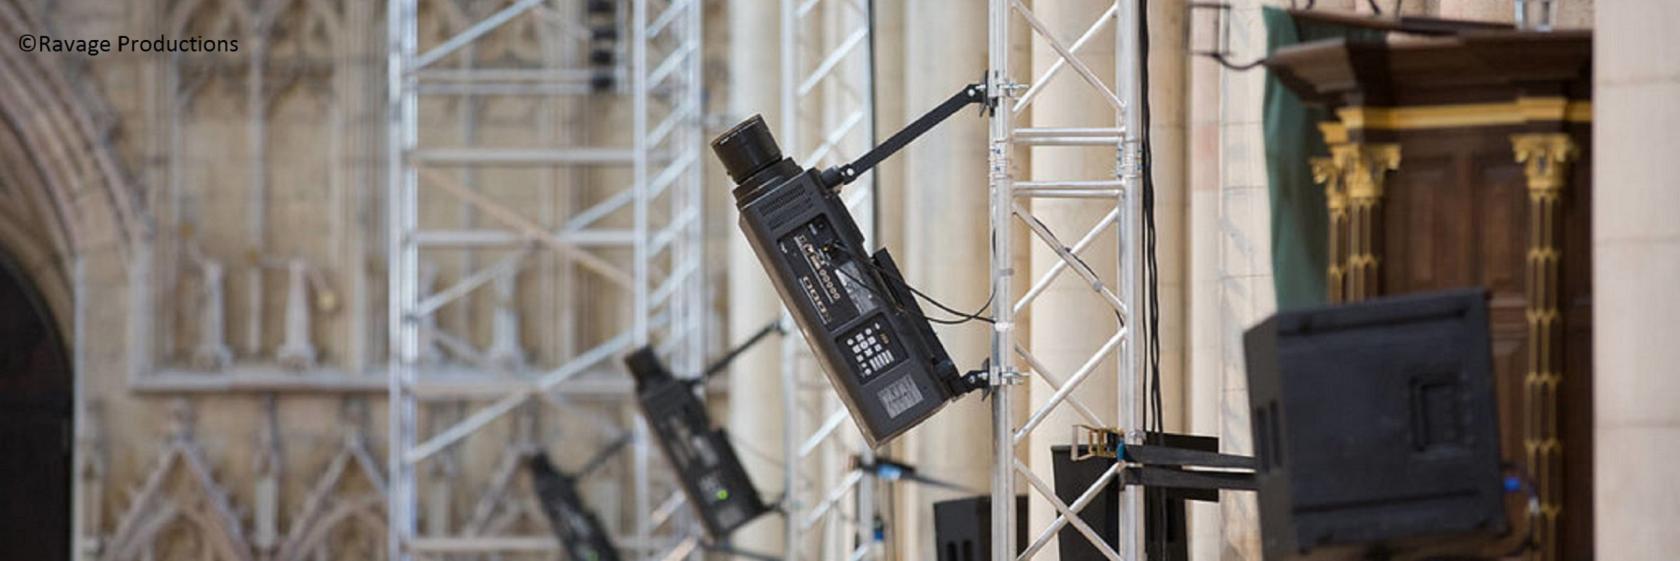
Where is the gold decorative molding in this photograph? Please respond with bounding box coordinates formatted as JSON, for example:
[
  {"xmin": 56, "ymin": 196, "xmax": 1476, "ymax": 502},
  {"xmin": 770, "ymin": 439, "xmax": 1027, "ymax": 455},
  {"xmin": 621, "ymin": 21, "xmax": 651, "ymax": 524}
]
[
  {"xmin": 1312, "ymin": 156, "xmax": 1348, "ymax": 303},
  {"xmin": 1317, "ymin": 121, "xmax": 1349, "ymax": 145},
  {"xmin": 1514, "ymin": 133, "xmax": 1581, "ymax": 194},
  {"xmin": 1340, "ymin": 144, "xmax": 1400, "ymax": 201},
  {"xmin": 1512, "ymin": 132, "xmax": 1577, "ymax": 561},
  {"xmin": 1336, "ymin": 98, "xmax": 1592, "ymax": 131},
  {"xmin": 1330, "ymin": 144, "xmax": 1397, "ymax": 302}
]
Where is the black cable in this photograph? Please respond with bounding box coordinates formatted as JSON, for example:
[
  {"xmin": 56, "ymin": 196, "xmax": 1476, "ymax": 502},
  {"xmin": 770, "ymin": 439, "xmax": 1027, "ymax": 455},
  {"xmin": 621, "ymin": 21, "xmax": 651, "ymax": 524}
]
[
  {"xmin": 1017, "ymin": 213, "xmax": 1125, "ymax": 328},
  {"xmin": 1205, "ymin": 53, "xmax": 1266, "ymax": 72},
  {"xmin": 829, "ymin": 256, "xmax": 994, "ymax": 326},
  {"xmin": 1140, "ymin": 0, "xmax": 1163, "ymax": 439},
  {"xmin": 894, "ymin": 272, "xmax": 996, "ymax": 325},
  {"xmin": 1139, "ymin": 3, "xmax": 1167, "ymax": 557}
]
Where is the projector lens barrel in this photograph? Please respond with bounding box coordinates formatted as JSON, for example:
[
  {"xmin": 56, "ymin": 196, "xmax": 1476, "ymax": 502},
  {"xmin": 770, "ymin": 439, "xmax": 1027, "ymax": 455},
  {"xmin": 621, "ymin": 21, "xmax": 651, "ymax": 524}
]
[{"xmin": 711, "ymin": 114, "xmax": 783, "ymax": 184}]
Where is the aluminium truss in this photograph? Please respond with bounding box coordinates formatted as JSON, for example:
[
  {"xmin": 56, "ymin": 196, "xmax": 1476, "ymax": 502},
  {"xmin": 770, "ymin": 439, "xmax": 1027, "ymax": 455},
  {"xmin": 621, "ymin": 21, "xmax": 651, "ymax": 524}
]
[
  {"xmin": 986, "ymin": 0, "xmax": 1147, "ymax": 560},
  {"xmin": 778, "ymin": 0, "xmax": 882, "ymax": 559},
  {"xmin": 386, "ymin": 0, "xmax": 707, "ymax": 559}
]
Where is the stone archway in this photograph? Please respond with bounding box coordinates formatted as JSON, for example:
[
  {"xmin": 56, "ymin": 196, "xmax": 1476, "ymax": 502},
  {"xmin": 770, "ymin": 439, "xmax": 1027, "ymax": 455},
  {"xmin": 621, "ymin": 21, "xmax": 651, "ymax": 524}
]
[
  {"xmin": 0, "ymin": 3, "xmax": 149, "ymax": 559},
  {"xmin": 0, "ymin": 248, "xmax": 73, "ymax": 561}
]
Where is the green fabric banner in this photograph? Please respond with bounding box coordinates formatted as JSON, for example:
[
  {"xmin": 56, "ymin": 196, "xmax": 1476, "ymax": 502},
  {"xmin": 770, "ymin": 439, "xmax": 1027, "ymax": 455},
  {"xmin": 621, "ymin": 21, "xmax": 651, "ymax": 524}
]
[{"xmin": 1261, "ymin": 8, "xmax": 1381, "ymax": 309}]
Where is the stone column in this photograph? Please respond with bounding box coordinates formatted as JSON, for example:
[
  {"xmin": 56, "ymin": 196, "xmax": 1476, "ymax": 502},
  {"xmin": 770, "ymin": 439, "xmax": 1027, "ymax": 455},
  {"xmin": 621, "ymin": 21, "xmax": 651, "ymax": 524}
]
[
  {"xmin": 893, "ymin": 1, "xmax": 993, "ymax": 560},
  {"xmin": 1184, "ymin": 0, "xmax": 1225, "ymax": 555},
  {"xmin": 1146, "ymin": 0, "xmax": 1191, "ymax": 436},
  {"xmin": 1593, "ymin": 0, "xmax": 1680, "ymax": 558},
  {"xmin": 725, "ymin": 0, "xmax": 787, "ymax": 554}
]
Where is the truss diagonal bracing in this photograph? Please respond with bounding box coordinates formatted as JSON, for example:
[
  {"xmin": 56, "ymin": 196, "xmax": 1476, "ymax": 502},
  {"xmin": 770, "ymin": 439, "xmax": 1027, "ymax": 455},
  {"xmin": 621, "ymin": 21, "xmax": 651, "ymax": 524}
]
[
  {"xmin": 387, "ymin": 0, "xmax": 707, "ymax": 559},
  {"xmin": 987, "ymin": 1, "xmax": 1146, "ymax": 560}
]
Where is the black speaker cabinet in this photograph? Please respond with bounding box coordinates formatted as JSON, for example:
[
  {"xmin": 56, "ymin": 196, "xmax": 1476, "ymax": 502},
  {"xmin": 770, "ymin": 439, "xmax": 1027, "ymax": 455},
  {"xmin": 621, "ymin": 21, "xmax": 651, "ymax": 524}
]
[
  {"xmin": 933, "ymin": 495, "xmax": 1027, "ymax": 561},
  {"xmin": 1243, "ymin": 288, "xmax": 1506, "ymax": 559},
  {"xmin": 1050, "ymin": 435, "xmax": 1207, "ymax": 561}
]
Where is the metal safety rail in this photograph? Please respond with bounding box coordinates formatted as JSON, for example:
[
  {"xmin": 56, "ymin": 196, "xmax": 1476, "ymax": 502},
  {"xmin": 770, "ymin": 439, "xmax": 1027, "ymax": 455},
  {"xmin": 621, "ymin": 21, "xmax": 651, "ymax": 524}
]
[
  {"xmin": 779, "ymin": 0, "xmax": 882, "ymax": 559},
  {"xmin": 386, "ymin": 0, "xmax": 707, "ymax": 559},
  {"xmin": 985, "ymin": 1, "xmax": 1147, "ymax": 560}
]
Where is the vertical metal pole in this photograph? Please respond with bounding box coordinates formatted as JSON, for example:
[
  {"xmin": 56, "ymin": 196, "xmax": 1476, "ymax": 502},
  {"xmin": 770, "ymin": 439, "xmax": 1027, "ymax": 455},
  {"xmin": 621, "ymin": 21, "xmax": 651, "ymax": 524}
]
[
  {"xmin": 1117, "ymin": 1, "xmax": 1144, "ymax": 558},
  {"xmin": 632, "ymin": 0, "xmax": 650, "ymax": 348},
  {"xmin": 987, "ymin": 0, "xmax": 1017, "ymax": 558},
  {"xmin": 857, "ymin": 459, "xmax": 876, "ymax": 559},
  {"xmin": 632, "ymin": 0, "xmax": 653, "ymax": 558},
  {"xmin": 385, "ymin": 1, "xmax": 420, "ymax": 560},
  {"xmin": 686, "ymin": 0, "xmax": 707, "ymax": 379},
  {"xmin": 781, "ymin": 322, "xmax": 801, "ymax": 561},
  {"xmin": 856, "ymin": 2, "xmax": 880, "ymax": 556},
  {"xmin": 779, "ymin": 0, "xmax": 798, "ymax": 155},
  {"xmin": 779, "ymin": 0, "xmax": 802, "ymax": 558}
]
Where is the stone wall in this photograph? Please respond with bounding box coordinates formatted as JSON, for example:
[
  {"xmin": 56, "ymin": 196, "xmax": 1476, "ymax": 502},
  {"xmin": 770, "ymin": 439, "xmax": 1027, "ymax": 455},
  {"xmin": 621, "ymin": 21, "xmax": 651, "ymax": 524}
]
[{"xmin": 9, "ymin": 0, "xmax": 658, "ymax": 559}]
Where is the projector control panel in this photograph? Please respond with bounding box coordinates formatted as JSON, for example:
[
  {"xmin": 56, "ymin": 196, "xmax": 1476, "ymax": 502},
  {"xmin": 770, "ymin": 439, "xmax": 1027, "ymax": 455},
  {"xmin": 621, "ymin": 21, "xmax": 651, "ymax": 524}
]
[
  {"xmin": 840, "ymin": 316, "xmax": 906, "ymax": 383},
  {"xmin": 737, "ymin": 169, "xmax": 961, "ymax": 446}
]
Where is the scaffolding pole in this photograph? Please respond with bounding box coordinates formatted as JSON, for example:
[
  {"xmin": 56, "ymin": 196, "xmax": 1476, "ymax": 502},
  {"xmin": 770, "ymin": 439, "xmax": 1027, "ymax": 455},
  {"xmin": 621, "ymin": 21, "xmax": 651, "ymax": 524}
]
[
  {"xmin": 988, "ymin": 0, "xmax": 1145, "ymax": 560},
  {"xmin": 386, "ymin": 0, "xmax": 707, "ymax": 559},
  {"xmin": 779, "ymin": 0, "xmax": 881, "ymax": 558}
]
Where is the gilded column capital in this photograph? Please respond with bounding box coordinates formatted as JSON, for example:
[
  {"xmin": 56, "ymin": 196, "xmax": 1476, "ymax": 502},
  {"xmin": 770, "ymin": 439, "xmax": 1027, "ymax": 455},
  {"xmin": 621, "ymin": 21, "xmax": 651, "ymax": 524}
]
[
  {"xmin": 1310, "ymin": 156, "xmax": 1346, "ymax": 210},
  {"xmin": 1339, "ymin": 143, "xmax": 1401, "ymax": 201},
  {"xmin": 1512, "ymin": 133, "xmax": 1579, "ymax": 194}
]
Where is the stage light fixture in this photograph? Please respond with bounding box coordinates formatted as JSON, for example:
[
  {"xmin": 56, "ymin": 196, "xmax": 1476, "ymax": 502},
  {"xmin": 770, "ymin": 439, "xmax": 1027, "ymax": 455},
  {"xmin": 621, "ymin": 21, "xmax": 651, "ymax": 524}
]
[
  {"xmin": 712, "ymin": 83, "xmax": 991, "ymax": 446},
  {"xmin": 528, "ymin": 450, "xmax": 622, "ymax": 561},
  {"xmin": 624, "ymin": 347, "xmax": 770, "ymax": 539}
]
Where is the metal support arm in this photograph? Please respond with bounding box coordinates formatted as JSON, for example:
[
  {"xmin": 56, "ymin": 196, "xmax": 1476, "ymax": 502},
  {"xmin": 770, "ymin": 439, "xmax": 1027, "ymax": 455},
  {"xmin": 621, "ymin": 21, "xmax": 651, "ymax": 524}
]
[
  {"xmin": 819, "ymin": 82, "xmax": 990, "ymax": 189},
  {"xmin": 698, "ymin": 319, "xmax": 784, "ymax": 382}
]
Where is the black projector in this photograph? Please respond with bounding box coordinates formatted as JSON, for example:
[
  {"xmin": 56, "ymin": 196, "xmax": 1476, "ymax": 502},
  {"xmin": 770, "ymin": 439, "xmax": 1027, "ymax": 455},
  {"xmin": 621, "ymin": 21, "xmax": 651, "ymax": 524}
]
[
  {"xmin": 528, "ymin": 452, "xmax": 620, "ymax": 561},
  {"xmin": 1243, "ymin": 288, "xmax": 1506, "ymax": 559},
  {"xmin": 711, "ymin": 114, "xmax": 965, "ymax": 447},
  {"xmin": 625, "ymin": 348, "xmax": 768, "ymax": 539}
]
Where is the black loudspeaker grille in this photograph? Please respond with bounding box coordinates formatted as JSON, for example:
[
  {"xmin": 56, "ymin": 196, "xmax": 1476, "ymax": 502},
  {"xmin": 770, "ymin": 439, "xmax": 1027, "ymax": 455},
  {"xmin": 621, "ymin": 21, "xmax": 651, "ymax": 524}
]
[{"xmin": 1243, "ymin": 288, "xmax": 1506, "ymax": 559}]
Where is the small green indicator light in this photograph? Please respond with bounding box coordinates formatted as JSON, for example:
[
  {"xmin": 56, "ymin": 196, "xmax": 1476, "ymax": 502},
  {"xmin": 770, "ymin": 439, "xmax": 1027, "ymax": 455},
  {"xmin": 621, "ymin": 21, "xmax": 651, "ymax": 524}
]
[{"xmin": 715, "ymin": 489, "xmax": 730, "ymax": 501}]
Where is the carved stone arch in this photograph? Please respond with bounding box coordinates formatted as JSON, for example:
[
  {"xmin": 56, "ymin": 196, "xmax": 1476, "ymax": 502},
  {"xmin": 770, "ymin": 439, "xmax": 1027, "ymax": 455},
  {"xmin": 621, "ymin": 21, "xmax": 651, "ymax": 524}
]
[
  {"xmin": 0, "ymin": 1, "xmax": 150, "ymax": 330},
  {"xmin": 0, "ymin": 6, "xmax": 148, "ymax": 559}
]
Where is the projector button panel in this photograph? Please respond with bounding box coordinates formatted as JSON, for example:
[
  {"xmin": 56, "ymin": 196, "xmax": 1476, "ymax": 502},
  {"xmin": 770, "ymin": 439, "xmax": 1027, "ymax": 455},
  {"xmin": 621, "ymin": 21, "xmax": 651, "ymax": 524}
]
[{"xmin": 839, "ymin": 315, "xmax": 906, "ymax": 383}]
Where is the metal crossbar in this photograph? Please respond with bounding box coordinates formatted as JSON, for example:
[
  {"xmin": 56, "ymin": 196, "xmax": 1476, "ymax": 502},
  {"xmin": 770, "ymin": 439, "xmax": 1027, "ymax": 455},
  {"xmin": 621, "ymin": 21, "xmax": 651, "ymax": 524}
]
[
  {"xmin": 987, "ymin": 1, "xmax": 1146, "ymax": 560},
  {"xmin": 387, "ymin": 0, "xmax": 708, "ymax": 559}
]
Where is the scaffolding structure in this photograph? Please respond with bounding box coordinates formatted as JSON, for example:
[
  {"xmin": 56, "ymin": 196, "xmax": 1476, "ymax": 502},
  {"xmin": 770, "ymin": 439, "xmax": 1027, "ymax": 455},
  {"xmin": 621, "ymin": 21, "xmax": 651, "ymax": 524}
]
[
  {"xmin": 778, "ymin": 0, "xmax": 882, "ymax": 558},
  {"xmin": 986, "ymin": 0, "xmax": 1146, "ymax": 560},
  {"xmin": 386, "ymin": 0, "xmax": 707, "ymax": 559}
]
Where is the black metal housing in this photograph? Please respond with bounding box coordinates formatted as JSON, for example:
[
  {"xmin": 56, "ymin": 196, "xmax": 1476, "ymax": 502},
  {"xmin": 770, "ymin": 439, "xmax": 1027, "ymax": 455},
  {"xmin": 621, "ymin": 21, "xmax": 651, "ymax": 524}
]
[
  {"xmin": 625, "ymin": 348, "xmax": 769, "ymax": 539},
  {"xmin": 713, "ymin": 115, "xmax": 963, "ymax": 447},
  {"xmin": 528, "ymin": 452, "xmax": 621, "ymax": 561}
]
